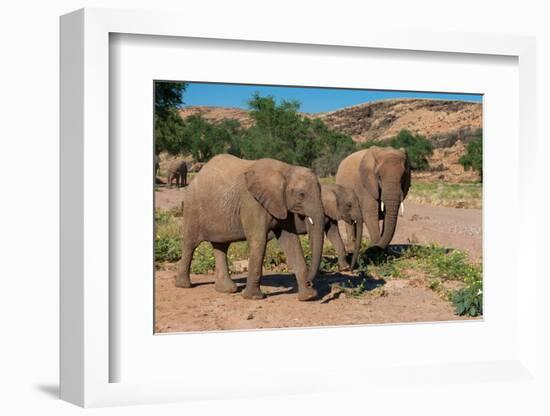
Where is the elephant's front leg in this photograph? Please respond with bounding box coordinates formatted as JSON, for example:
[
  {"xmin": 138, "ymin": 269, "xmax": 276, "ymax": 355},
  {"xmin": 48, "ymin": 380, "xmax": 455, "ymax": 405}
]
[
  {"xmin": 276, "ymin": 229, "xmax": 317, "ymax": 301},
  {"xmin": 241, "ymin": 235, "xmax": 267, "ymax": 300},
  {"xmin": 326, "ymin": 221, "xmax": 350, "ymax": 271},
  {"xmin": 212, "ymin": 242, "xmax": 238, "ymax": 293}
]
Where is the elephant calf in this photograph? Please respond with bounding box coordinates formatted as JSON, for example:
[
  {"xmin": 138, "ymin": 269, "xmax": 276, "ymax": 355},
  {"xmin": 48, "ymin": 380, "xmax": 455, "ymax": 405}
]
[
  {"xmin": 273, "ymin": 184, "xmax": 363, "ymax": 271},
  {"xmin": 167, "ymin": 159, "xmax": 188, "ymax": 188},
  {"xmin": 177, "ymin": 154, "xmax": 326, "ymax": 301}
]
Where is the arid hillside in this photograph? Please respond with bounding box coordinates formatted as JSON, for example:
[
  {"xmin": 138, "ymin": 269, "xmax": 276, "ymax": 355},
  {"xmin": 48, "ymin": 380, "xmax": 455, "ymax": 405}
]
[
  {"xmin": 316, "ymin": 99, "xmax": 482, "ymax": 146},
  {"xmin": 178, "ymin": 106, "xmax": 254, "ymax": 129}
]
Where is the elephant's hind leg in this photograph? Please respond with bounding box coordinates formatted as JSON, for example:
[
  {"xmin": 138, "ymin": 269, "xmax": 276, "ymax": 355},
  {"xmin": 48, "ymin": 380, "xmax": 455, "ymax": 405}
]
[
  {"xmin": 212, "ymin": 242, "xmax": 238, "ymax": 293},
  {"xmin": 175, "ymin": 238, "xmax": 198, "ymax": 288}
]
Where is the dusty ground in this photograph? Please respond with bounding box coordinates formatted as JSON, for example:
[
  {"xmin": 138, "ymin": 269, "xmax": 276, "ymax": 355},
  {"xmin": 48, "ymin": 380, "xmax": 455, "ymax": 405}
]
[{"xmin": 154, "ymin": 186, "xmax": 481, "ymax": 333}]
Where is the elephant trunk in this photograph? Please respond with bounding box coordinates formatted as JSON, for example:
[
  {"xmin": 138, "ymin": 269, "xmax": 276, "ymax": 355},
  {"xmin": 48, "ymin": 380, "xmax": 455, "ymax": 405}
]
[
  {"xmin": 375, "ymin": 199, "xmax": 399, "ymax": 249},
  {"xmin": 306, "ymin": 212, "xmax": 325, "ymax": 283},
  {"xmin": 350, "ymin": 218, "xmax": 363, "ymax": 270}
]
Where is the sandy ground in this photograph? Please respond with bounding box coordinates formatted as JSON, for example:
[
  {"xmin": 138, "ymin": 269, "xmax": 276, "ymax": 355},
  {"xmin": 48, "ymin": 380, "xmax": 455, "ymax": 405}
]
[{"xmin": 154, "ymin": 186, "xmax": 481, "ymax": 333}]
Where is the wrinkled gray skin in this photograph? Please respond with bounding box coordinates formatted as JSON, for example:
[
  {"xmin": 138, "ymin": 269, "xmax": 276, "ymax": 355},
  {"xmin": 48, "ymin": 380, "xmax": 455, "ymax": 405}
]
[
  {"xmin": 167, "ymin": 159, "xmax": 188, "ymax": 188},
  {"xmin": 336, "ymin": 146, "xmax": 410, "ymax": 249},
  {"xmin": 176, "ymin": 154, "xmax": 325, "ymax": 301}
]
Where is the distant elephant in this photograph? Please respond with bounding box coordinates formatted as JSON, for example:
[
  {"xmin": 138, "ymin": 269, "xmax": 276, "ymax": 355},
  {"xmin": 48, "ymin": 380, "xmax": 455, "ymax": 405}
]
[
  {"xmin": 154, "ymin": 154, "xmax": 160, "ymax": 176},
  {"xmin": 177, "ymin": 154, "xmax": 325, "ymax": 301},
  {"xmin": 167, "ymin": 159, "xmax": 188, "ymax": 188},
  {"xmin": 336, "ymin": 146, "xmax": 410, "ymax": 248}
]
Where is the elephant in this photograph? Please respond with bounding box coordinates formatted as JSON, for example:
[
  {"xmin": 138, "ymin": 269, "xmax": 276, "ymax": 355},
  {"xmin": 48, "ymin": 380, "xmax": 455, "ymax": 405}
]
[
  {"xmin": 154, "ymin": 154, "xmax": 160, "ymax": 176},
  {"xmin": 167, "ymin": 159, "xmax": 188, "ymax": 188},
  {"xmin": 335, "ymin": 146, "xmax": 410, "ymax": 249},
  {"xmin": 176, "ymin": 154, "xmax": 325, "ymax": 301}
]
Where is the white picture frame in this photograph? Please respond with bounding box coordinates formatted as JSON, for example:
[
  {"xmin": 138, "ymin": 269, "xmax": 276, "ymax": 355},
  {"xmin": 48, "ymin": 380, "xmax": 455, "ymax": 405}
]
[{"xmin": 60, "ymin": 7, "xmax": 538, "ymax": 408}]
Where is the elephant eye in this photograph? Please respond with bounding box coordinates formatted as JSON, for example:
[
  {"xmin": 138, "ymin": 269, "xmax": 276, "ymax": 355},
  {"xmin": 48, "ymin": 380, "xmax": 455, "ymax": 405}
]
[
  {"xmin": 346, "ymin": 202, "xmax": 352, "ymax": 209},
  {"xmin": 297, "ymin": 191, "xmax": 306, "ymax": 199}
]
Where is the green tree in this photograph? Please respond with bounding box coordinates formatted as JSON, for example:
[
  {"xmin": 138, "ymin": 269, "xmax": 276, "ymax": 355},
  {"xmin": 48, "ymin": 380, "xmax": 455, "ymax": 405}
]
[
  {"xmin": 389, "ymin": 130, "xmax": 433, "ymax": 170},
  {"xmin": 238, "ymin": 93, "xmax": 356, "ymax": 170},
  {"xmin": 154, "ymin": 82, "xmax": 188, "ymax": 155},
  {"xmin": 459, "ymin": 132, "xmax": 483, "ymax": 180},
  {"xmin": 180, "ymin": 115, "xmax": 244, "ymax": 162}
]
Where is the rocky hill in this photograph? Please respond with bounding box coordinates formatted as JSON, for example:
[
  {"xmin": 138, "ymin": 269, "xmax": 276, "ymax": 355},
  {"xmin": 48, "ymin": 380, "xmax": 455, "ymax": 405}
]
[
  {"xmin": 178, "ymin": 106, "xmax": 254, "ymax": 129},
  {"xmin": 316, "ymin": 99, "xmax": 482, "ymax": 146}
]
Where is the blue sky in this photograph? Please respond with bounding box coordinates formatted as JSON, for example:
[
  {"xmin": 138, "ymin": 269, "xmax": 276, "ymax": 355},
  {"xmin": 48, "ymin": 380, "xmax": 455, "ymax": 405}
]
[{"xmin": 180, "ymin": 82, "xmax": 482, "ymax": 114}]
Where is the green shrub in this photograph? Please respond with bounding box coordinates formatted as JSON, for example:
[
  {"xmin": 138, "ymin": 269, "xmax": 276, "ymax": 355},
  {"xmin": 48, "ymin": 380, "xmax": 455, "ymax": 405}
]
[
  {"xmin": 459, "ymin": 135, "xmax": 483, "ymax": 180},
  {"xmin": 155, "ymin": 209, "xmax": 182, "ymax": 263},
  {"xmin": 450, "ymin": 274, "xmax": 483, "ymax": 317},
  {"xmin": 389, "ymin": 130, "xmax": 433, "ymax": 170},
  {"xmin": 190, "ymin": 242, "xmax": 216, "ymax": 274}
]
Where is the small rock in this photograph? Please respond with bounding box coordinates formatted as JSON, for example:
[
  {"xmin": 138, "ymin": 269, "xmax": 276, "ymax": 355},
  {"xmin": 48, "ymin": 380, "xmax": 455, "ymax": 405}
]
[{"xmin": 246, "ymin": 313, "xmax": 254, "ymax": 320}]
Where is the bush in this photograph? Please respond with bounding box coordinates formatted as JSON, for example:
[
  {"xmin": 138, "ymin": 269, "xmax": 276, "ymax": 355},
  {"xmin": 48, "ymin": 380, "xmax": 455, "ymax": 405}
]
[
  {"xmin": 450, "ymin": 273, "xmax": 483, "ymax": 316},
  {"xmin": 389, "ymin": 130, "xmax": 433, "ymax": 170},
  {"xmin": 459, "ymin": 135, "xmax": 483, "ymax": 180},
  {"xmin": 155, "ymin": 210, "xmax": 182, "ymax": 263}
]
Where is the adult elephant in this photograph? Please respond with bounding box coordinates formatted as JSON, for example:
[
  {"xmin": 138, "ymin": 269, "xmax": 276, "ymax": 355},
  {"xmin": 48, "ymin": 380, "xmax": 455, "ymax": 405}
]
[
  {"xmin": 336, "ymin": 146, "xmax": 410, "ymax": 249},
  {"xmin": 176, "ymin": 154, "xmax": 325, "ymax": 301}
]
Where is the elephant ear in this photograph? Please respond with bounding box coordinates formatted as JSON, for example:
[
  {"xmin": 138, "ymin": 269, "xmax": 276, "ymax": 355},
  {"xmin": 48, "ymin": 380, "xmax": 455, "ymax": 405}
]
[
  {"xmin": 321, "ymin": 186, "xmax": 340, "ymax": 221},
  {"xmin": 244, "ymin": 161, "xmax": 288, "ymax": 220},
  {"xmin": 401, "ymin": 150, "xmax": 411, "ymax": 199},
  {"xmin": 359, "ymin": 149, "xmax": 380, "ymax": 200}
]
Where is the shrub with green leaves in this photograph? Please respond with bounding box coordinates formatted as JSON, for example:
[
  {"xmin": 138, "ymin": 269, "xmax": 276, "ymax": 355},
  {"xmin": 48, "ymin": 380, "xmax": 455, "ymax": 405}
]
[
  {"xmin": 459, "ymin": 135, "xmax": 483, "ymax": 180},
  {"xmin": 155, "ymin": 210, "xmax": 182, "ymax": 263}
]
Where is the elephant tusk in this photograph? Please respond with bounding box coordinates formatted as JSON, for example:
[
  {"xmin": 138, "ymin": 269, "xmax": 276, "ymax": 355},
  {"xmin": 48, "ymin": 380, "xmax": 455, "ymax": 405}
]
[
  {"xmin": 400, "ymin": 202, "xmax": 405, "ymax": 217},
  {"xmin": 381, "ymin": 202, "xmax": 385, "ymax": 212},
  {"xmin": 308, "ymin": 217, "xmax": 314, "ymax": 225}
]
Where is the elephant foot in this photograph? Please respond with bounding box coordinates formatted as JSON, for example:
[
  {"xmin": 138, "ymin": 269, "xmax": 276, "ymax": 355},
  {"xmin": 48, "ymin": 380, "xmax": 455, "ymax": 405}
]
[
  {"xmin": 175, "ymin": 277, "xmax": 192, "ymax": 288},
  {"xmin": 297, "ymin": 286, "xmax": 318, "ymax": 301},
  {"xmin": 242, "ymin": 286, "xmax": 265, "ymax": 300},
  {"xmin": 215, "ymin": 278, "xmax": 238, "ymax": 294},
  {"xmin": 338, "ymin": 261, "xmax": 351, "ymax": 272}
]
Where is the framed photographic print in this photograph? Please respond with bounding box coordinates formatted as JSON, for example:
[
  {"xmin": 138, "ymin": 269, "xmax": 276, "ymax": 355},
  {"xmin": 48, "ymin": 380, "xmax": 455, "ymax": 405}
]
[{"xmin": 60, "ymin": 7, "xmax": 538, "ymax": 408}]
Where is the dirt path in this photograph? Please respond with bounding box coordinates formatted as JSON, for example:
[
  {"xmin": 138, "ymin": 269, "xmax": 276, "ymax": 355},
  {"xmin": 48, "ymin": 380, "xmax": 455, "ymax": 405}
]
[{"xmin": 155, "ymin": 186, "xmax": 481, "ymax": 333}]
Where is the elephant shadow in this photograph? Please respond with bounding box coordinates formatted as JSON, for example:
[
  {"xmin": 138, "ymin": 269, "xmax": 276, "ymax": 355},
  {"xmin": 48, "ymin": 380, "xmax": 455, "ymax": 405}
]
[{"xmin": 229, "ymin": 267, "xmax": 386, "ymax": 301}]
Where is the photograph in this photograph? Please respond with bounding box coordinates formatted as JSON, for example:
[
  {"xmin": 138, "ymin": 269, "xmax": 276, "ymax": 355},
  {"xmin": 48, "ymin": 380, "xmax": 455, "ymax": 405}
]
[{"xmin": 153, "ymin": 81, "xmax": 483, "ymax": 333}]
